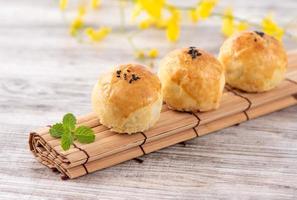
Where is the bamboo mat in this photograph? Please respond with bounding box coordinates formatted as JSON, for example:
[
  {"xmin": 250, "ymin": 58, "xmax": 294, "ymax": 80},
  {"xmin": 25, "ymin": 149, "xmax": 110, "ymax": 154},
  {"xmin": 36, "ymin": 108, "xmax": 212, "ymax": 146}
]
[{"xmin": 29, "ymin": 50, "xmax": 297, "ymax": 179}]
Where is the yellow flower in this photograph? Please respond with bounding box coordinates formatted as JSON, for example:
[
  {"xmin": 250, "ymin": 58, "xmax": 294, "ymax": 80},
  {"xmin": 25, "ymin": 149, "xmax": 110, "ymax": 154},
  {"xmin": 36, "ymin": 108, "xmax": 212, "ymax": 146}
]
[
  {"xmin": 197, "ymin": 0, "xmax": 218, "ymax": 19},
  {"xmin": 138, "ymin": 17, "xmax": 167, "ymax": 29},
  {"xmin": 188, "ymin": 9, "xmax": 199, "ymax": 23},
  {"xmin": 188, "ymin": 0, "xmax": 217, "ymax": 23},
  {"xmin": 221, "ymin": 7, "xmax": 234, "ymax": 36},
  {"xmin": 148, "ymin": 48, "xmax": 159, "ymax": 58},
  {"xmin": 221, "ymin": 7, "xmax": 248, "ymax": 37},
  {"xmin": 166, "ymin": 7, "xmax": 181, "ymax": 42},
  {"xmin": 261, "ymin": 14, "xmax": 284, "ymax": 40},
  {"xmin": 70, "ymin": 17, "xmax": 84, "ymax": 36},
  {"xmin": 91, "ymin": 0, "xmax": 101, "ymax": 9},
  {"xmin": 59, "ymin": 0, "xmax": 68, "ymax": 11},
  {"xmin": 135, "ymin": 50, "xmax": 146, "ymax": 59},
  {"xmin": 85, "ymin": 27, "xmax": 112, "ymax": 42},
  {"xmin": 136, "ymin": 0, "xmax": 165, "ymax": 19},
  {"xmin": 132, "ymin": 0, "xmax": 166, "ymax": 30}
]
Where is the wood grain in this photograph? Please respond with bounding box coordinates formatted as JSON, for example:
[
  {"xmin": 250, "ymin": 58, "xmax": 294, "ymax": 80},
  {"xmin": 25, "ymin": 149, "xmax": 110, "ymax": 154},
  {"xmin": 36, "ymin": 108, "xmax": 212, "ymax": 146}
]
[{"xmin": 1, "ymin": 0, "xmax": 297, "ymax": 199}]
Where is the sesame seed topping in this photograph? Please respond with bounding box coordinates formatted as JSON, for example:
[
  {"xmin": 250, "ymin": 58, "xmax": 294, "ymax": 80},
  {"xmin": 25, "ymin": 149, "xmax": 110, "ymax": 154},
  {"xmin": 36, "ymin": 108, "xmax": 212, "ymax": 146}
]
[
  {"xmin": 254, "ymin": 31, "xmax": 264, "ymax": 37},
  {"xmin": 129, "ymin": 74, "xmax": 140, "ymax": 84},
  {"xmin": 188, "ymin": 47, "xmax": 202, "ymax": 59}
]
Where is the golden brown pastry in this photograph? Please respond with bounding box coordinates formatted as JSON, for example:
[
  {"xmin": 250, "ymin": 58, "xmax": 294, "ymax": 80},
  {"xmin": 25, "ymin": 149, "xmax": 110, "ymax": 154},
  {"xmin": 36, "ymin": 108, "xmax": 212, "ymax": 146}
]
[
  {"xmin": 158, "ymin": 47, "xmax": 225, "ymax": 112},
  {"xmin": 218, "ymin": 31, "xmax": 287, "ymax": 92},
  {"xmin": 92, "ymin": 64, "xmax": 162, "ymax": 134}
]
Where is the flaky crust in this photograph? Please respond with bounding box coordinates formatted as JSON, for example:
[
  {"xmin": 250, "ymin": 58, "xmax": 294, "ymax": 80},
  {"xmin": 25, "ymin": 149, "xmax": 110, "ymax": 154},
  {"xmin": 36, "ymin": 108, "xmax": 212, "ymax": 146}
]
[
  {"xmin": 158, "ymin": 47, "xmax": 225, "ymax": 112},
  {"xmin": 92, "ymin": 64, "xmax": 162, "ymax": 134},
  {"xmin": 218, "ymin": 31, "xmax": 288, "ymax": 92}
]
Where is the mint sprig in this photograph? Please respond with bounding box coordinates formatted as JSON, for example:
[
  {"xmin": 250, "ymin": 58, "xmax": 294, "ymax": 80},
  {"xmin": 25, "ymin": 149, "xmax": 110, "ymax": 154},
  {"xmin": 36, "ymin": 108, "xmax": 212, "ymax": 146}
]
[{"xmin": 49, "ymin": 113, "xmax": 96, "ymax": 151}]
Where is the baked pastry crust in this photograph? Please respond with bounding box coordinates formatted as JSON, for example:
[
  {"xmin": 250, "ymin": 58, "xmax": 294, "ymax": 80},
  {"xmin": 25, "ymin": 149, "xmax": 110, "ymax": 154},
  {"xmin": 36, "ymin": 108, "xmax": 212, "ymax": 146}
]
[
  {"xmin": 92, "ymin": 64, "xmax": 162, "ymax": 134},
  {"xmin": 158, "ymin": 47, "xmax": 225, "ymax": 112},
  {"xmin": 218, "ymin": 31, "xmax": 287, "ymax": 92}
]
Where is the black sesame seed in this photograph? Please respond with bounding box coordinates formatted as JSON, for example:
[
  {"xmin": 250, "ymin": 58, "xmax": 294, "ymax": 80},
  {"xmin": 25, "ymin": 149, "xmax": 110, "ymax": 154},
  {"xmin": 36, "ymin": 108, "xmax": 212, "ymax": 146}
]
[
  {"xmin": 116, "ymin": 70, "xmax": 121, "ymax": 75},
  {"xmin": 124, "ymin": 73, "xmax": 127, "ymax": 80},
  {"xmin": 188, "ymin": 46, "xmax": 202, "ymax": 59},
  {"xmin": 128, "ymin": 74, "xmax": 140, "ymax": 83},
  {"xmin": 254, "ymin": 38, "xmax": 257, "ymax": 42},
  {"xmin": 127, "ymin": 69, "xmax": 130, "ymax": 72},
  {"xmin": 254, "ymin": 31, "xmax": 264, "ymax": 37}
]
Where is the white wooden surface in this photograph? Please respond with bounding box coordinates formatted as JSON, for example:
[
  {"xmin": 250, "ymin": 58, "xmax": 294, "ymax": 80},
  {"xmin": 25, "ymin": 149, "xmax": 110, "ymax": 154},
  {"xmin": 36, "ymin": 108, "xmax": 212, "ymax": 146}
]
[{"xmin": 1, "ymin": 0, "xmax": 297, "ymax": 199}]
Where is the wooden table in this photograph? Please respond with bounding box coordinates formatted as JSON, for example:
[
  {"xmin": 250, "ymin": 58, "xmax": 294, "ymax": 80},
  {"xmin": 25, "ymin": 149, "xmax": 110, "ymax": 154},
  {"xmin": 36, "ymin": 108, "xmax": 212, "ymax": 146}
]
[{"xmin": 1, "ymin": 0, "xmax": 297, "ymax": 199}]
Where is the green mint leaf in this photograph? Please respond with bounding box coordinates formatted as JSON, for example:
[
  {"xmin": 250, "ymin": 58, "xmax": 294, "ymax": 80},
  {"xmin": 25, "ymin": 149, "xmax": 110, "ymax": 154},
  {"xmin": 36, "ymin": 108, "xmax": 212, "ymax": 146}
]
[
  {"xmin": 61, "ymin": 129, "xmax": 73, "ymax": 151},
  {"xmin": 74, "ymin": 126, "xmax": 95, "ymax": 143},
  {"xmin": 49, "ymin": 123, "xmax": 64, "ymax": 138},
  {"xmin": 63, "ymin": 113, "xmax": 76, "ymax": 131}
]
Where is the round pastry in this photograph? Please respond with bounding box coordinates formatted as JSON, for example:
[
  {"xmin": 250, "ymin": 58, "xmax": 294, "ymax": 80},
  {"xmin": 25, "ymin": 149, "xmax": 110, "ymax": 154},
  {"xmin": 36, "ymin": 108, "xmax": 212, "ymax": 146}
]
[
  {"xmin": 158, "ymin": 47, "xmax": 225, "ymax": 112},
  {"xmin": 91, "ymin": 64, "xmax": 162, "ymax": 134},
  {"xmin": 218, "ymin": 31, "xmax": 287, "ymax": 92}
]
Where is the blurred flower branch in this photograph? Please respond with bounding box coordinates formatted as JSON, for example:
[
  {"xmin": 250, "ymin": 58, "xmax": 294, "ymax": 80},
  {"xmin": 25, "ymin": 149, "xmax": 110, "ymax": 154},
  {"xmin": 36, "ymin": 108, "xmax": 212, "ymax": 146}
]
[{"xmin": 58, "ymin": 0, "xmax": 296, "ymax": 62}]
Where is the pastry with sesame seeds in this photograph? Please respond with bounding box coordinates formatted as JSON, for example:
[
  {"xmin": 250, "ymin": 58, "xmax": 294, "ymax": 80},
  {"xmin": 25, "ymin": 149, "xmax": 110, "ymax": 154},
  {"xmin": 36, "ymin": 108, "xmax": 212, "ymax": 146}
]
[
  {"xmin": 158, "ymin": 47, "xmax": 225, "ymax": 112},
  {"xmin": 92, "ymin": 64, "xmax": 162, "ymax": 134},
  {"xmin": 218, "ymin": 31, "xmax": 287, "ymax": 92}
]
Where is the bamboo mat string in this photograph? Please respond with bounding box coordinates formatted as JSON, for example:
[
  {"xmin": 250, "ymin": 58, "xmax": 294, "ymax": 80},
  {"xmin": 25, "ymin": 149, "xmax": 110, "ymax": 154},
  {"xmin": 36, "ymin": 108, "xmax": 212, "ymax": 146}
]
[
  {"xmin": 286, "ymin": 78, "xmax": 297, "ymax": 85},
  {"xmin": 179, "ymin": 141, "xmax": 187, "ymax": 147},
  {"xmin": 132, "ymin": 132, "xmax": 148, "ymax": 163},
  {"xmin": 52, "ymin": 168, "xmax": 59, "ymax": 172},
  {"xmin": 133, "ymin": 158, "xmax": 144, "ymax": 163},
  {"xmin": 61, "ymin": 175, "xmax": 69, "ymax": 180},
  {"xmin": 72, "ymin": 143, "xmax": 90, "ymax": 175},
  {"xmin": 225, "ymin": 85, "xmax": 252, "ymax": 120},
  {"xmin": 139, "ymin": 132, "xmax": 147, "ymax": 155},
  {"xmin": 190, "ymin": 112, "xmax": 201, "ymax": 137}
]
